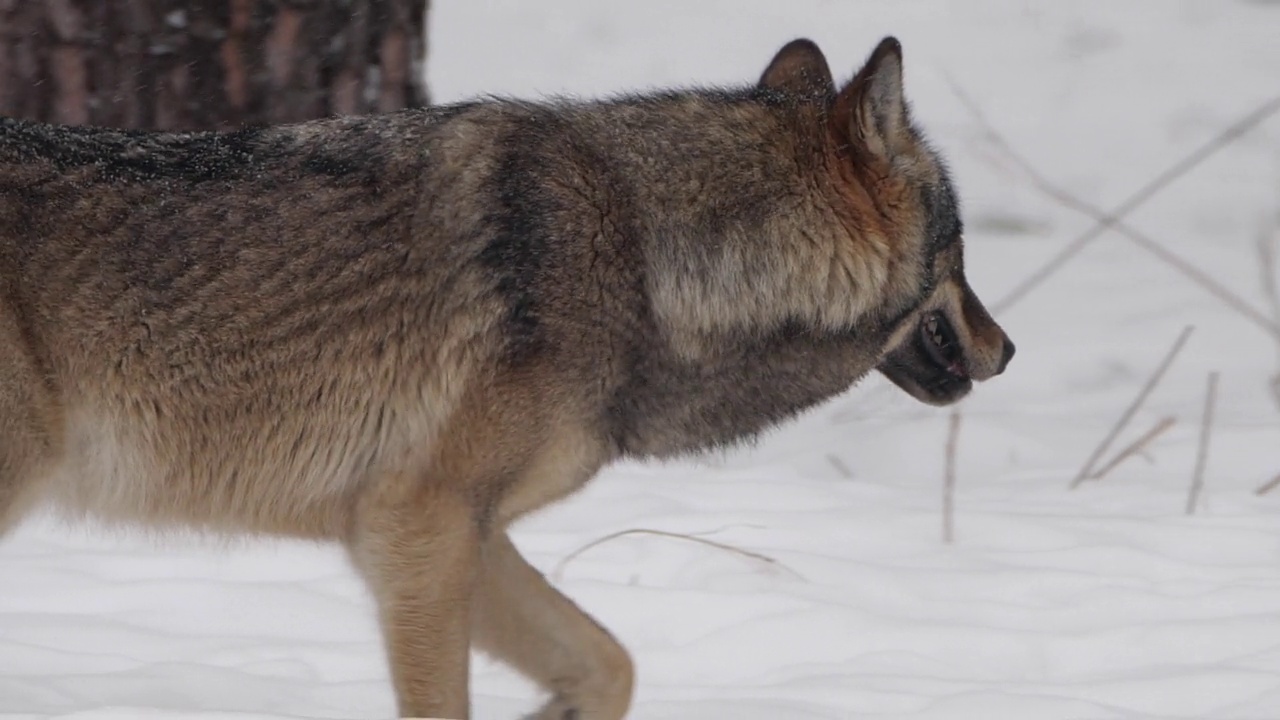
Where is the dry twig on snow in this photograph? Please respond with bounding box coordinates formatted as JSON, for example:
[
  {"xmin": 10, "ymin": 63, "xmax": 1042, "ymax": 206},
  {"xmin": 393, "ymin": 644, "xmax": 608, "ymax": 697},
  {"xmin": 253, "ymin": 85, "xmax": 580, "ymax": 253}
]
[
  {"xmin": 1256, "ymin": 216, "xmax": 1280, "ymax": 331},
  {"xmin": 1186, "ymin": 372, "xmax": 1219, "ymax": 515},
  {"xmin": 943, "ymin": 407, "xmax": 961, "ymax": 544},
  {"xmin": 552, "ymin": 528, "xmax": 800, "ymax": 582},
  {"xmin": 1070, "ymin": 326, "xmax": 1194, "ymax": 489},
  {"xmin": 1255, "ymin": 473, "xmax": 1280, "ymax": 497},
  {"xmin": 1256, "ymin": 215, "xmax": 1280, "ymax": 411},
  {"xmin": 1089, "ymin": 415, "xmax": 1177, "ymax": 481},
  {"xmin": 946, "ymin": 79, "xmax": 1280, "ymax": 336},
  {"xmin": 1253, "ymin": 214, "xmax": 1280, "ymax": 494}
]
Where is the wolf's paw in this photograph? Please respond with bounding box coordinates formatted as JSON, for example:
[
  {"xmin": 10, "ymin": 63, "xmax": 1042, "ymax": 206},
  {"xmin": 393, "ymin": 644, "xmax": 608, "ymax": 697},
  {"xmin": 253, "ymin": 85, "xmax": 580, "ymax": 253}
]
[{"xmin": 524, "ymin": 696, "xmax": 580, "ymax": 720}]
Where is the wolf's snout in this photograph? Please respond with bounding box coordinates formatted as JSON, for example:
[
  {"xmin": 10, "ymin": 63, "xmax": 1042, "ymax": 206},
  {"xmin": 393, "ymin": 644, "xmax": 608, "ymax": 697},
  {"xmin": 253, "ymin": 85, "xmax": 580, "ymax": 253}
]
[{"xmin": 996, "ymin": 334, "xmax": 1015, "ymax": 375}]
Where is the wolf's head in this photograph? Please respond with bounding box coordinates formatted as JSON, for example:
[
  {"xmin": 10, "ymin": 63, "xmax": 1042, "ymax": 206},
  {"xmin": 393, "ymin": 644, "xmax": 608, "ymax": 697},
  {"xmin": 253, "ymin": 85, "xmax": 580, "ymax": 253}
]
[{"xmin": 759, "ymin": 37, "xmax": 1014, "ymax": 406}]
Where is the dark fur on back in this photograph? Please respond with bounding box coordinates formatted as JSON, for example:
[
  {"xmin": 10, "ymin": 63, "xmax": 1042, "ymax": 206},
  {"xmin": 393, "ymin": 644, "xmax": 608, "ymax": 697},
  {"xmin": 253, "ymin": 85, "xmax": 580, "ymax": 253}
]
[{"xmin": 0, "ymin": 84, "xmax": 935, "ymax": 457}]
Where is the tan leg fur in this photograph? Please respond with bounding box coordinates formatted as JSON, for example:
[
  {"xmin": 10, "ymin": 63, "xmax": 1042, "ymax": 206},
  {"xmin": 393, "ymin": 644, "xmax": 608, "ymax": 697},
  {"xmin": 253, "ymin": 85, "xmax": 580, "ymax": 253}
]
[
  {"xmin": 348, "ymin": 470, "xmax": 479, "ymax": 719},
  {"xmin": 474, "ymin": 531, "xmax": 634, "ymax": 720}
]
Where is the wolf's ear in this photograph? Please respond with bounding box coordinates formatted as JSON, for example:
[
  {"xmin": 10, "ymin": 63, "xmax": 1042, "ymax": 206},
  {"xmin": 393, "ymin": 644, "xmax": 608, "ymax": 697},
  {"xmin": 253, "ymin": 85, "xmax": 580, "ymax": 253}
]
[
  {"xmin": 758, "ymin": 39, "xmax": 835, "ymax": 97},
  {"xmin": 835, "ymin": 37, "xmax": 910, "ymax": 158}
]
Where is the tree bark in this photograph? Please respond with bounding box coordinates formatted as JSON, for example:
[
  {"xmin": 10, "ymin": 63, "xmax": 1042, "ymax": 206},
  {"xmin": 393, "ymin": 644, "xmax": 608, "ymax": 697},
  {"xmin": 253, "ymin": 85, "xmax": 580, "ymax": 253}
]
[{"xmin": 0, "ymin": 0, "xmax": 429, "ymax": 130}]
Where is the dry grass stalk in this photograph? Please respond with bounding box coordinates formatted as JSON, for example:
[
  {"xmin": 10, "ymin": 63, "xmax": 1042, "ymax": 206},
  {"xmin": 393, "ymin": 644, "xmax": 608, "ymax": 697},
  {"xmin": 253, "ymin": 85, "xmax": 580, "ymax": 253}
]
[
  {"xmin": 1257, "ymin": 217, "xmax": 1280, "ymax": 327},
  {"xmin": 552, "ymin": 528, "xmax": 800, "ymax": 582},
  {"xmin": 1089, "ymin": 415, "xmax": 1177, "ymax": 481},
  {"xmin": 1070, "ymin": 326, "xmax": 1194, "ymax": 489},
  {"xmin": 1256, "ymin": 216, "xmax": 1280, "ymax": 411},
  {"xmin": 1255, "ymin": 473, "xmax": 1280, "ymax": 497},
  {"xmin": 945, "ymin": 79, "xmax": 1280, "ymax": 329},
  {"xmin": 1186, "ymin": 372, "xmax": 1219, "ymax": 515},
  {"xmin": 1117, "ymin": 225, "xmax": 1278, "ymax": 341},
  {"xmin": 943, "ymin": 407, "xmax": 961, "ymax": 544}
]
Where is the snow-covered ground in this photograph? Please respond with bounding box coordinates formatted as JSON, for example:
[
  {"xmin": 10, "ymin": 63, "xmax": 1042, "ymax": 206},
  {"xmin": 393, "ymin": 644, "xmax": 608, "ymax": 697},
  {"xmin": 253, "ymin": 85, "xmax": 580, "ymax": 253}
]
[{"xmin": 5, "ymin": 1, "xmax": 1280, "ymax": 718}]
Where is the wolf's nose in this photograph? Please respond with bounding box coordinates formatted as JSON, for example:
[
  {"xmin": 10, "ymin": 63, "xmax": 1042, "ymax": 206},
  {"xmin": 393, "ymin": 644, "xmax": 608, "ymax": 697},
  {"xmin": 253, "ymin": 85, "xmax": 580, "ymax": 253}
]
[{"xmin": 996, "ymin": 336, "xmax": 1015, "ymax": 375}]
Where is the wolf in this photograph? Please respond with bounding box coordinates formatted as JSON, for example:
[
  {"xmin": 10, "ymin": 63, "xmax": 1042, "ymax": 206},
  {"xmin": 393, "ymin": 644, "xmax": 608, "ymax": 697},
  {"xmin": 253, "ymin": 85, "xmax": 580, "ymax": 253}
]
[{"xmin": 0, "ymin": 36, "xmax": 1013, "ymax": 719}]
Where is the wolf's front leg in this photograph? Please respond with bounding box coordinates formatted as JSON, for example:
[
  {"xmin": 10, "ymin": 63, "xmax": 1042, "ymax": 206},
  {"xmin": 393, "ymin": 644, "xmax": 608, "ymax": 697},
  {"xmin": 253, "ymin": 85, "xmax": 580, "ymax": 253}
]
[
  {"xmin": 347, "ymin": 471, "xmax": 479, "ymax": 719},
  {"xmin": 473, "ymin": 531, "xmax": 633, "ymax": 720}
]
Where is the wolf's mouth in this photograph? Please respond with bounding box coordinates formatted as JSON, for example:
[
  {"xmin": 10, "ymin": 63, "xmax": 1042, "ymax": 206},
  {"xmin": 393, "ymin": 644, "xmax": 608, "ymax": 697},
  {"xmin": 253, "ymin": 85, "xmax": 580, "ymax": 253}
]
[
  {"xmin": 876, "ymin": 310, "xmax": 973, "ymax": 406},
  {"xmin": 921, "ymin": 311, "xmax": 967, "ymax": 378}
]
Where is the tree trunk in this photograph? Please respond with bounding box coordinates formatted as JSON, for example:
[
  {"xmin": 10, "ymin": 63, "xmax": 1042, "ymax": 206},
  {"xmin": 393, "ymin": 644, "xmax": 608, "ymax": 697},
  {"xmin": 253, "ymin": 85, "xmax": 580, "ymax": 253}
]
[{"xmin": 0, "ymin": 0, "xmax": 429, "ymax": 131}]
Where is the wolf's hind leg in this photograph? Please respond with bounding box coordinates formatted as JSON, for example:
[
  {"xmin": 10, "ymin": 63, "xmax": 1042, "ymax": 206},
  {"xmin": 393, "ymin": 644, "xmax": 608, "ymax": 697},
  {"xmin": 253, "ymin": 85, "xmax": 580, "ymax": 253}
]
[
  {"xmin": 0, "ymin": 308, "xmax": 55, "ymax": 537},
  {"xmin": 474, "ymin": 531, "xmax": 634, "ymax": 720}
]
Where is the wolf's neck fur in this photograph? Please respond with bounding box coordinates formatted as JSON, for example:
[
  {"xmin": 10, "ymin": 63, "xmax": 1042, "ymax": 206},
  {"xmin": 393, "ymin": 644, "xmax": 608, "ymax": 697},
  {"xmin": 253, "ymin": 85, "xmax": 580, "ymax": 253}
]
[
  {"xmin": 554, "ymin": 90, "xmax": 913, "ymax": 359},
  {"xmin": 444, "ymin": 90, "xmax": 918, "ymax": 456}
]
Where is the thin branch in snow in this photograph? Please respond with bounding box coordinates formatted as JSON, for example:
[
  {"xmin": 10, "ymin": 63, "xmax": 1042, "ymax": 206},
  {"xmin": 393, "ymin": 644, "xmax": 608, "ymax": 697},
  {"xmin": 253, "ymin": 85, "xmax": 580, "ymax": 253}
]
[
  {"xmin": 552, "ymin": 528, "xmax": 801, "ymax": 582},
  {"xmin": 1256, "ymin": 214, "xmax": 1280, "ymax": 411},
  {"xmin": 1255, "ymin": 473, "xmax": 1280, "ymax": 497},
  {"xmin": 1089, "ymin": 415, "xmax": 1177, "ymax": 481},
  {"xmin": 1256, "ymin": 216, "xmax": 1280, "ymax": 329},
  {"xmin": 946, "ymin": 78, "xmax": 1280, "ymax": 334},
  {"xmin": 1255, "ymin": 471, "xmax": 1280, "ymax": 497},
  {"xmin": 1186, "ymin": 372, "xmax": 1220, "ymax": 516},
  {"xmin": 1070, "ymin": 325, "xmax": 1194, "ymax": 489},
  {"xmin": 943, "ymin": 406, "xmax": 961, "ymax": 544}
]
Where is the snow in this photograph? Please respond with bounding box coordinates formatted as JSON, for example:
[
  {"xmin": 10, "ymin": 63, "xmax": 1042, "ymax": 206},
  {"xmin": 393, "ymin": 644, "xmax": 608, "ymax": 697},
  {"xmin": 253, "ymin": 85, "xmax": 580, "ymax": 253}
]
[{"xmin": 5, "ymin": 0, "xmax": 1280, "ymax": 718}]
